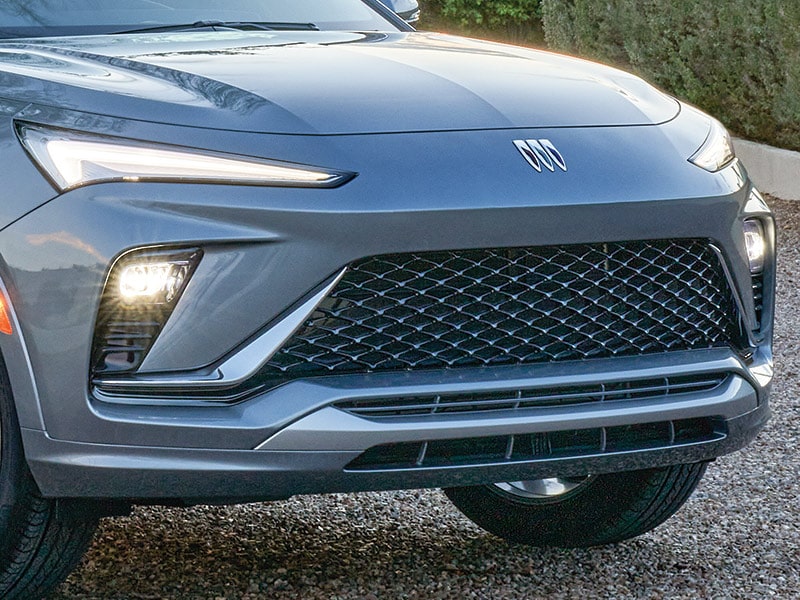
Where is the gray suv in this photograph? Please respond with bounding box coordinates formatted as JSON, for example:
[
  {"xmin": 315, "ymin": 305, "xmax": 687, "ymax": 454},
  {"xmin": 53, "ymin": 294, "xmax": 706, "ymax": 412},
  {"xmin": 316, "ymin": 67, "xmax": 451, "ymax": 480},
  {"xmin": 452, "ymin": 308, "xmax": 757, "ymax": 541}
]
[{"xmin": 0, "ymin": 0, "xmax": 774, "ymax": 597}]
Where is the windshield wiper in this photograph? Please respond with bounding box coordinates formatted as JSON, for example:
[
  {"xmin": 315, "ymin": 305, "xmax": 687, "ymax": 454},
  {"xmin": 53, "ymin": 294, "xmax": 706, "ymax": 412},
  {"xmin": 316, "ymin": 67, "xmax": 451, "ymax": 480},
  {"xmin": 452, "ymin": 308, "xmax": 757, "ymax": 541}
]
[{"xmin": 114, "ymin": 21, "xmax": 319, "ymax": 35}]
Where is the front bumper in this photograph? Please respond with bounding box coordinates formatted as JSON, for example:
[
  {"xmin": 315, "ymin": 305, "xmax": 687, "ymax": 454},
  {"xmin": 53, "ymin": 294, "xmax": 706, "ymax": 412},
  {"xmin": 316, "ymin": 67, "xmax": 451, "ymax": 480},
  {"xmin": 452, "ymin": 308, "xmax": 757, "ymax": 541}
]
[
  {"xmin": 0, "ymin": 115, "xmax": 774, "ymax": 502},
  {"xmin": 21, "ymin": 349, "xmax": 769, "ymax": 501}
]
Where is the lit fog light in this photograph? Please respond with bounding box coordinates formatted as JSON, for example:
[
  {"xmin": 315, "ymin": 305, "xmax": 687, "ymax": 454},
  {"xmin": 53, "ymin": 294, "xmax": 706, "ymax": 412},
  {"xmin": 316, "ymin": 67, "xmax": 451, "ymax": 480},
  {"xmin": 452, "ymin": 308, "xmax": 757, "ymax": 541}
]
[
  {"xmin": 92, "ymin": 248, "xmax": 202, "ymax": 375},
  {"xmin": 743, "ymin": 219, "xmax": 766, "ymax": 274},
  {"xmin": 119, "ymin": 262, "xmax": 190, "ymax": 303}
]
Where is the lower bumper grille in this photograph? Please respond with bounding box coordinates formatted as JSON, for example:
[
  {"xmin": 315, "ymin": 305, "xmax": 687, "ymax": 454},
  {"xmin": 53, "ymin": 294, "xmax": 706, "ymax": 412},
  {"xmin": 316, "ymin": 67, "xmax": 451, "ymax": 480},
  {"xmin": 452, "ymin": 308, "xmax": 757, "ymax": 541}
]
[
  {"xmin": 752, "ymin": 273, "xmax": 764, "ymax": 331},
  {"xmin": 259, "ymin": 239, "xmax": 744, "ymax": 385},
  {"xmin": 335, "ymin": 373, "xmax": 727, "ymax": 418},
  {"xmin": 346, "ymin": 417, "xmax": 727, "ymax": 471}
]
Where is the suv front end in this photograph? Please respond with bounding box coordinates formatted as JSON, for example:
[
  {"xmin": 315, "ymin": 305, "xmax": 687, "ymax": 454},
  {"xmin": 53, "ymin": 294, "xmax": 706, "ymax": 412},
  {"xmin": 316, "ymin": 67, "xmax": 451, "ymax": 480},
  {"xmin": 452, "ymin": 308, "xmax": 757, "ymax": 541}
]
[{"xmin": 0, "ymin": 7, "xmax": 774, "ymax": 597}]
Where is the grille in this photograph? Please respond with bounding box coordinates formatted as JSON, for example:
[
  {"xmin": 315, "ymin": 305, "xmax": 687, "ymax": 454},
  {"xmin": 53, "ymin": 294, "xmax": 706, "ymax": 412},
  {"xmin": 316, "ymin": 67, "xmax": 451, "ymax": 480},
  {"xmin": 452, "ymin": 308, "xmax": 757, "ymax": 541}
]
[
  {"xmin": 335, "ymin": 373, "xmax": 727, "ymax": 418},
  {"xmin": 752, "ymin": 274, "xmax": 764, "ymax": 331},
  {"xmin": 260, "ymin": 240, "xmax": 744, "ymax": 384},
  {"xmin": 345, "ymin": 418, "xmax": 726, "ymax": 471},
  {"xmin": 94, "ymin": 319, "xmax": 163, "ymax": 373}
]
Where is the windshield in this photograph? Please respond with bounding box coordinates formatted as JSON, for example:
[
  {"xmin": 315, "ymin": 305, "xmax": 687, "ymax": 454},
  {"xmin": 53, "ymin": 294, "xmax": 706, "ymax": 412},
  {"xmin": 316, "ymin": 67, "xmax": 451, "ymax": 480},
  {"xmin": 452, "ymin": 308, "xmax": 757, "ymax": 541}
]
[{"xmin": 0, "ymin": 0, "xmax": 399, "ymax": 39}]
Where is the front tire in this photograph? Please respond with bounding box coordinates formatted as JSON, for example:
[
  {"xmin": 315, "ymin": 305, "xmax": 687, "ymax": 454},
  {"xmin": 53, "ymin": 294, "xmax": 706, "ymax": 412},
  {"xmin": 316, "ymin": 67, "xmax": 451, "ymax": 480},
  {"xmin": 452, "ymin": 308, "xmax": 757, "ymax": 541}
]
[
  {"xmin": 444, "ymin": 463, "xmax": 707, "ymax": 547},
  {"xmin": 0, "ymin": 359, "xmax": 98, "ymax": 599}
]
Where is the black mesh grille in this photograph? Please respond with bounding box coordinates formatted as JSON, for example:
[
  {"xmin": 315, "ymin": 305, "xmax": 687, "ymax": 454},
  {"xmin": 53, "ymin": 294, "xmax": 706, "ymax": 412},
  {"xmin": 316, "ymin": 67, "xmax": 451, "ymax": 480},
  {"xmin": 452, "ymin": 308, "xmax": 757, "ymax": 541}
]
[{"xmin": 260, "ymin": 240, "xmax": 744, "ymax": 383}]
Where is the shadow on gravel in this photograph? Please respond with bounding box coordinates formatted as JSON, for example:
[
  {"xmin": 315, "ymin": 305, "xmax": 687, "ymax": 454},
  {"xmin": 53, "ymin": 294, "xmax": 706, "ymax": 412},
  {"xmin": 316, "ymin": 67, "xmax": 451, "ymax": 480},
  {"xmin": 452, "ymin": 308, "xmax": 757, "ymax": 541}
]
[{"xmin": 53, "ymin": 471, "xmax": 799, "ymax": 600}]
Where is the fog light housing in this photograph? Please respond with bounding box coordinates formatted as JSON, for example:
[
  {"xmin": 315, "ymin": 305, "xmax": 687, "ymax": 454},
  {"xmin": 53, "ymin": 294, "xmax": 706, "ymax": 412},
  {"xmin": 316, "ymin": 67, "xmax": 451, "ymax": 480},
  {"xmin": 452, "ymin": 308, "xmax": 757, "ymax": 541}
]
[
  {"xmin": 92, "ymin": 248, "xmax": 202, "ymax": 375},
  {"xmin": 743, "ymin": 219, "xmax": 765, "ymax": 274}
]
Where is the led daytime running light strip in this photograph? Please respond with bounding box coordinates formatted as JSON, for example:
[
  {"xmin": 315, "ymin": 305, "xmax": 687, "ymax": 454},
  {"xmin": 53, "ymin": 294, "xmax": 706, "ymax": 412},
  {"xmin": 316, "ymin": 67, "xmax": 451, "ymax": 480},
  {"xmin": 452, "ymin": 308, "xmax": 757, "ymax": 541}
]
[
  {"xmin": 688, "ymin": 118, "xmax": 735, "ymax": 173},
  {"xmin": 16, "ymin": 122, "xmax": 354, "ymax": 191}
]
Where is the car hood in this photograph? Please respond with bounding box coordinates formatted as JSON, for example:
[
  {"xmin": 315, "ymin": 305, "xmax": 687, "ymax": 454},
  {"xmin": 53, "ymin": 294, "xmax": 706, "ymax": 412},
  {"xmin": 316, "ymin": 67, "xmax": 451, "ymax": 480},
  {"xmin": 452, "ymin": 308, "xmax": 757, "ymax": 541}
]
[{"xmin": 0, "ymin": 31, "xmax": 679, "ymax": 135}]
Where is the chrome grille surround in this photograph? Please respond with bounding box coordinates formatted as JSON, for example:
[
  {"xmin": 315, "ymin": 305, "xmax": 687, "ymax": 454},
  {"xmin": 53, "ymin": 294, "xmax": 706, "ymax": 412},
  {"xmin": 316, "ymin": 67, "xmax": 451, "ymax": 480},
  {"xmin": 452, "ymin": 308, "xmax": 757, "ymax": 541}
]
[{"xmin": 259, "ymin": 240, "xmax": 745, "ymax": 385}]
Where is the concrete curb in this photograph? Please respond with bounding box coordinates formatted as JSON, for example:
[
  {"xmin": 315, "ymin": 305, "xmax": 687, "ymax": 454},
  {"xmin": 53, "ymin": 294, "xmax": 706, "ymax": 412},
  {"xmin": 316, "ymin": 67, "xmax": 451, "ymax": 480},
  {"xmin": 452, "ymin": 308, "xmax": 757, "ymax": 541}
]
[{"xmin": 734, "ymin": 138, "xmax": 800, "ymax": 200}]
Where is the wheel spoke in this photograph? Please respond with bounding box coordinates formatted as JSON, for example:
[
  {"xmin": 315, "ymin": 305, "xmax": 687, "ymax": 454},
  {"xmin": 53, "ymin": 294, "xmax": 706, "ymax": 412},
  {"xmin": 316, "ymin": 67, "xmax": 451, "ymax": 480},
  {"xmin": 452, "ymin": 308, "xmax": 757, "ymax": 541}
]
[{"xmin": 494, "ymin": 476, "xmax": 592, "ymax": 500}]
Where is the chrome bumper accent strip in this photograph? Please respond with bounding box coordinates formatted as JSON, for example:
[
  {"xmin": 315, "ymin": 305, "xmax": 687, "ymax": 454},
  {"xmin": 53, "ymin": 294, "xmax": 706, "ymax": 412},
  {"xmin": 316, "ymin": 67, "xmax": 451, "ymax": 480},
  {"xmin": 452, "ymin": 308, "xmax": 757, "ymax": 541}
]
[{"xmin": 95, "ymin": 269, "xmax": 347, "ymax": 391}]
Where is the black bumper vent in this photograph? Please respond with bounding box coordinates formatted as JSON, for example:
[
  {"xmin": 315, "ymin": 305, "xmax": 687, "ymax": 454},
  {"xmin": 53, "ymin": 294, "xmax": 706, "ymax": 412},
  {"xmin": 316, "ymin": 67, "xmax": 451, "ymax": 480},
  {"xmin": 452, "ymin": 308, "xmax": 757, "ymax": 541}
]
[
  {"xmin": 334, "ymin": 374, "xmax": 727, "ymax": 418},
  {"xmin": 260, "ymin": 240, "xmax": 744, "ymax": 383},
  {"xmin": 345, "ymin": 418, "xmax": 726, "ymax": 471},
  {"xmin": 752, "ymin": 274, "xmax": 765, "ymax": 331}
]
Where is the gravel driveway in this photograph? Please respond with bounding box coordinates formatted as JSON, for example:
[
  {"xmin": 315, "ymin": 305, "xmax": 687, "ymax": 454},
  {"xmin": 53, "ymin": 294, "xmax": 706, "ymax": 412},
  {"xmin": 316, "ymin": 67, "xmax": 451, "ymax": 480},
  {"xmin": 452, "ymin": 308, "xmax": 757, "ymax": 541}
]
[{"xmin": 53, "ymin": 198, "xmax": 800, "ymax": 600}]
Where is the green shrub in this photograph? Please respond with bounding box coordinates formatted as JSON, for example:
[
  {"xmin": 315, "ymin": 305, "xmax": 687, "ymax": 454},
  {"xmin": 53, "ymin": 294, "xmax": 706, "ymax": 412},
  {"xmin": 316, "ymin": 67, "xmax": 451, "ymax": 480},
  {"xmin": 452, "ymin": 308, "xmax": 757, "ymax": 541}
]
[
  {"xmin": 418, "ymin": 0, "xmax": 544, "ymax": 44},
  {"xmin": 541, "ymin": 0, "xmax": 800, "ymax": 151},
  {"xmin": 439, "ymin": 0, "xmax": 541, "ymax": 28}
]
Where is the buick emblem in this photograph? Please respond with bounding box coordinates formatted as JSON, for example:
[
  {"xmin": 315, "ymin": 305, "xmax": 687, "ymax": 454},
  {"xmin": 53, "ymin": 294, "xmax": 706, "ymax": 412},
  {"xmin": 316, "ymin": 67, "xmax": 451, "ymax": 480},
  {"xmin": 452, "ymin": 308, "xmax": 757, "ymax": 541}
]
[{"xmin": 514, "ymin": 139, "xmax": 567, "ymax": 173}]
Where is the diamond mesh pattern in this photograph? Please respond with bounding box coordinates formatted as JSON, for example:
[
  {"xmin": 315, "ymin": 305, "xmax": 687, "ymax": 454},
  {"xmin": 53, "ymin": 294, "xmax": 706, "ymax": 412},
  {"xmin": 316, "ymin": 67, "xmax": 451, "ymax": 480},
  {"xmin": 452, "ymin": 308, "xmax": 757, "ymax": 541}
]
[{"xmin": 260, "ymin": 240, "xmax": 744, "ymax": 382}]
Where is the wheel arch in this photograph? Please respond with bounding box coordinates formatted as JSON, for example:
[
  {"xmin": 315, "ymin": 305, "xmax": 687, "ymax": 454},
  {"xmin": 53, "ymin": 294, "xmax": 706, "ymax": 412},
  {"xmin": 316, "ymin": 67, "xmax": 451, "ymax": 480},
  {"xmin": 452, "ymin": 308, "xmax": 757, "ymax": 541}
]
[{"xmin": 0, "ymin": 269, "xmax": 46, "ymax": 433}]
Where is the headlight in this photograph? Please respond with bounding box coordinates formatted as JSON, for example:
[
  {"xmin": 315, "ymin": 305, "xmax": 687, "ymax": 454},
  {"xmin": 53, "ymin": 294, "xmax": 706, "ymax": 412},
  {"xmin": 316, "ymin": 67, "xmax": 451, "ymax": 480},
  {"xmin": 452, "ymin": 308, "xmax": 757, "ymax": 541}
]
[
  {"xmin": 16, "ymin": 122, "xmax": 355, "ymax": 192},
  {"xmin": 689, "ymin": 118, "xmax": 735, "ymax": 172}
]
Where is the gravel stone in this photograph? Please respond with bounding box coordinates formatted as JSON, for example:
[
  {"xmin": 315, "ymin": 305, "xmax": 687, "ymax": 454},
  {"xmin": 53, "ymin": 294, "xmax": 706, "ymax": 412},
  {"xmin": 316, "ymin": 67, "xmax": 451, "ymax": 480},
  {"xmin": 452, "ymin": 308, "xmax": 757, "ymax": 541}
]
[{"xmin": 52, "ymin": 197, "xmax": 799, "ymax": 600}]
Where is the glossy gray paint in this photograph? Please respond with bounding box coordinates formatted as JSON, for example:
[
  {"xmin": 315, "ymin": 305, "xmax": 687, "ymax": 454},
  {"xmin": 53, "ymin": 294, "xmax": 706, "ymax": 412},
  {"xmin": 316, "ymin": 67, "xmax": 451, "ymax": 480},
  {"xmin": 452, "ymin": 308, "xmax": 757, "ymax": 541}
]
[
  {"xmin": 22, "ymin": 406, "xmax": 766, "ymax": 501},
  {"xmin": 0, "ymin": 29, "xmax": 774, "ymax": 501},
  {"xmin": 257, "ymin": 376, "xmax": 756, "ymax": 452},
  {"xmin": 0, "ymin": 33, "xmax": 678, "ymax": 135}
]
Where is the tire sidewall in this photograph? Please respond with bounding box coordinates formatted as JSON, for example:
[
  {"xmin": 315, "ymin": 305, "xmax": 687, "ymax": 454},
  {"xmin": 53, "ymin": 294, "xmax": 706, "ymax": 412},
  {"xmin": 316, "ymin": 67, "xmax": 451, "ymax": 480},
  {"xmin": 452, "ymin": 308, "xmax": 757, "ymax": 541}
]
[
  {"xmin": 0, "ymin": 368, "xmax": 29, "ymax": 563},
  {"xmin": 482, "ymin": 474, "xmax": 623, "ymax": 538},
  {"xmin": 445, "ymin": 465, "xmax": 706, "ymax": 547}
]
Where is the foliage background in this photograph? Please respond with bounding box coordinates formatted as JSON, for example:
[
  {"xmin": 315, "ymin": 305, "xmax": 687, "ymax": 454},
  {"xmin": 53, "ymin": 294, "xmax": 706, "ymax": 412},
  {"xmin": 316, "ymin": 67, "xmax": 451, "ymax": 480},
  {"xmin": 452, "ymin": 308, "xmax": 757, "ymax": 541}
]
[
  {"xmin": 417, "ymin": 0, "xmax": 800, "ymax": 151},
  {"xmin": 417, "ymin": 0, "xmax": 544, "ymax": 45}
]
